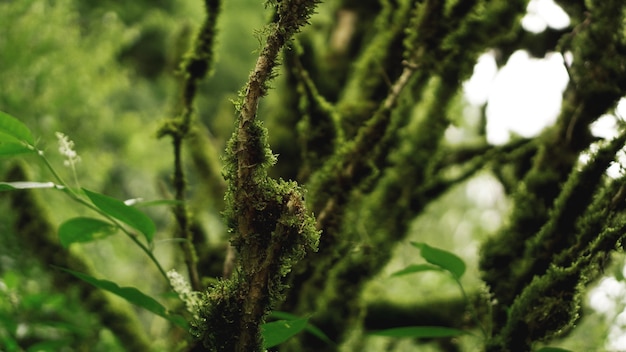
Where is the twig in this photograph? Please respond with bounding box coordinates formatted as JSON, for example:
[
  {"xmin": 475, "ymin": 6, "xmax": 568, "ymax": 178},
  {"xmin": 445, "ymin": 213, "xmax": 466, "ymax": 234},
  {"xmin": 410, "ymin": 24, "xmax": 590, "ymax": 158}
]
[{"xmin": 158, "ymin": 0, "xmax": 222, "ymax": 292}]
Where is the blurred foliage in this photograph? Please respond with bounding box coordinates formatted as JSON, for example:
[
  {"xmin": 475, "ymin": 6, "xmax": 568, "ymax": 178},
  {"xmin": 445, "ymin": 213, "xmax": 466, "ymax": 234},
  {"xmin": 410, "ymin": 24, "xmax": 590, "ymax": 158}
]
[
  {"xmin": 0, "ymin": 0, "xmax": 263, "ymax": 350},
  {"xmin": 0, "ymin": 211, "xmax": 123, "ymax": 351}
]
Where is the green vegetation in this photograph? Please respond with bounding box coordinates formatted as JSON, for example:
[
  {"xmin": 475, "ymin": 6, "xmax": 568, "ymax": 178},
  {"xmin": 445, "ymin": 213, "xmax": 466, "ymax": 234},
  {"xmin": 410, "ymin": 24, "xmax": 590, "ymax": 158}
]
[{"xmin": 2, "ymin": 0, "xmax": 626, "ymax": 351}]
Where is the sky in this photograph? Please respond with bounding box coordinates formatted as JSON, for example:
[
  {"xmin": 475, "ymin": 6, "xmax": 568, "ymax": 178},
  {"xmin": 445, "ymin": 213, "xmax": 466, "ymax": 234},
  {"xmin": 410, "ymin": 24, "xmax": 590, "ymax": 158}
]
[{"xmin": 463, "ymin": 0, "xmax": 625, "ymax": 146}]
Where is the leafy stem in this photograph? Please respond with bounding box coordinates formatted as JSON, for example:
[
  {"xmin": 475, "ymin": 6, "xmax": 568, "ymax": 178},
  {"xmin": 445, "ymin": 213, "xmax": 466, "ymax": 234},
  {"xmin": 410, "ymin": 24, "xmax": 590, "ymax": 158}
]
[
  {"xmin": 37, "ymin": 150, "xmax": 71, "ymax": 192},
  {"xmin": 385, "ymin": 242, "xmax": 488, "ymax": 341},
  {"xmin": 36, "ymin": 148, "xmax": 170, "ymax": 280}
]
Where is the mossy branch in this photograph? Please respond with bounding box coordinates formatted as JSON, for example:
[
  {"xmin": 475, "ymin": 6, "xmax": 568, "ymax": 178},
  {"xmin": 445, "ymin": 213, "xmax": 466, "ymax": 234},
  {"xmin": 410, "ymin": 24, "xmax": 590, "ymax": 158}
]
[
  {"xmin": 481, "ymin": 2, "xmax": 626, "ymax": 339},
  {"xmin": 288, "ymin": 44, "xmax": 343, "ymax": 181},
  {"xmin": 158, "ymin": 0, "xmax": 222, "ymax": 292},
  {"xmin": 234, "ymin": 1, "xmax": 319, "ymax": 185},
  {"xmin": 518, "ymin": 132, "xmax": 626, "ymax": 281},
  {"xmin": 335, "ymin": 0, "xmax": 413, "ymax": 133},
  {"xmin": 310, "ymin": 60, "xmax": 420, "ymax": 232},
  {"xmin": 193, "ymin": 1, "xmax": 321, "ymax": 351},
  {"xmin": 489, "ymin": 265, "xmax": 583, "ymax": 352},
  {"xmin": 283, "ymin": 3, "xmax": 528, "ymax": 346},
  {"xmin": 486, "ymin": 133, "xmax": 626, "ymax": 350},
  {"xmin": 493, "ymin": 209, "xmax": 626, "ymax": 351},
  {"xmin": 308, "ymin": 0, "xmax": 523, "ymax": 234}
]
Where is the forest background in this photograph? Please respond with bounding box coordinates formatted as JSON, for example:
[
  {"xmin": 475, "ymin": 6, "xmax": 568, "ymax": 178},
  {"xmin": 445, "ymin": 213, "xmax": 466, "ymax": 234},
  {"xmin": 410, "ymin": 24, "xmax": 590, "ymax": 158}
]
[{"xmin": 1, "ymin": 0, "xmax": 626, "ymax": 351}]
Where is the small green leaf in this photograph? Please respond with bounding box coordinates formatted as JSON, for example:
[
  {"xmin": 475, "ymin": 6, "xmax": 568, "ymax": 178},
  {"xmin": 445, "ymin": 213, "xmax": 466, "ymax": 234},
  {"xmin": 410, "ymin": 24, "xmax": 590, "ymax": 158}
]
[
  {"xmin": 0, "ymin": 181, "xmax": 57, "ymax": 191},
  {"xmin": 411, "ymin": 242, "xmax": 466, "ymax": 279},
  {"xmin": 269, "ymin": 312, "xmax": 334, "ymax": 345},
  {"xmin": 58, "ymin": 217, "xmax": 117, "ymax": 247},
  {"xmin": 262, "ymin": 317, "xmax": 309, "ymax": 348},
  {"xmin": 391, "ymin": 264, "xmax": 442, "ymax": 277},
  {"xmin": 83, "ymin": 188, "xmax": 156, "ymax": 242},
  {"xmin": 368, "ymin": 326, "xmax": 466, "ymax": 338},
  {"xmin": 536, "ymin": 348, "xmax": 574, "ymax": 352},
  {"xmin": 57, "ymin": 268, "xmax": 187, "ymax": 329},
  {"xmin": 0, "ymin": 111, "xmax": 35, "ymax": 145},
  {"xmin": 301, "ymin": 321, "xmax": 333, "ymax": 346}
]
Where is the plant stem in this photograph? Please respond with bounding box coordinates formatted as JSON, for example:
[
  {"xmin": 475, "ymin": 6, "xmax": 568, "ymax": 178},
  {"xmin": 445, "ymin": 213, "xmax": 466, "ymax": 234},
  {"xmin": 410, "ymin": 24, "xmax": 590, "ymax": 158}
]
[
  {"xmin": 455, "ymin": 277, "xmax": 488, "ymax": 339},
  {"xmin": 157, "ymin": 0, "xmax": 222, "ymax": 293},
  {"xmin": 172, "ymin": 136, "xmax": 202, "ymax": 291}
]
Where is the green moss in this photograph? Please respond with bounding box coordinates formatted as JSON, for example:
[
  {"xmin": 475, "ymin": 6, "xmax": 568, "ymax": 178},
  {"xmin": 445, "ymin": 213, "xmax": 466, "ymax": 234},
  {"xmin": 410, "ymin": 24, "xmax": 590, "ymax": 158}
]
[
  {"xmin": 288, "ymin": 75, "xmax": 468, "ymax": 348},
  {"xmin": 195, "ymin": 2, "xmax": 322, "ymax": 349},
  {"xmin": 287, "ymin": 43, "xmax": 343, "ymax": 181},
  {"xmin": 192, "ymin": 279, "xmax": 246, "ymax": 351},
  {"xmin": 482, "ymin": 2, "xmax": 626, "ymax": 338},
  {"xmin": 496, "ymin": 265, "xmax": 584, "ymax": 350},
  {"xmin": 196, "ymin": 175, "xmax": 319, "ymax": 350},
  {"xmin": 521, "ymin": 133, "xmax": 626, "ymax": 276}
]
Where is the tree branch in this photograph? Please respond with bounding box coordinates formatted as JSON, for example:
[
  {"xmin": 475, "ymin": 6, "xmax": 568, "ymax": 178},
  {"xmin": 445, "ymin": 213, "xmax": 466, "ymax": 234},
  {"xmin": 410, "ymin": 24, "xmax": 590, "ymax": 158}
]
[
  {"xmin": 193, "ymin": 2, "xmax": 321, "ymax": 351},
  {"xmin": 158, "ymin": 0, "xmax": 222, "ymax": 292}
]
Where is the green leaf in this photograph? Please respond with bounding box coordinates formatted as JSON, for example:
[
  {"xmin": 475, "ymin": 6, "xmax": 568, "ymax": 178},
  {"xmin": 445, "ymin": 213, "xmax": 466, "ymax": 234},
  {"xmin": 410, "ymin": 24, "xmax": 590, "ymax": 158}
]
[
  {"xmin": 368, "ymin": 326, "xmax": 466, "ymax": 338},
  {"xmin": 0, "ymin": 138, "xmax": 34, "ymax": 156},
  {"xmin": 391, "ymin": 264, "xmax": 442, "ymax": 277},
  {"xmin": 536, "ymin": 348, "xmax": 574, "ymax": 352},
  {"xmin": 269, "ymin": 311, "xmax": 334, "ymax": 345},
  {"xmin": 0, "ymin": 181, "xmax": 56, "ymax": 191},
  {"xmin": 411, "ymin": 242, "xmax": 466, "ymax": 279},
  {"xmin": 132, "ymin": 199, "xmax": 184, "ymax": 208},
  {"xmin": 301, "ymin": 321, "xmax": 333, "ymax": 346},
  {"xmin": 262, "ymin": 317, "xmax": 309, "ymax": 348},
  {"xmin": 83, "ymin": 188, "xmax": 156, "ymax": 242},
  {"xmin": 57, "ymin": 268, "xmax": 187, "ymax": 329},
  {"xmin": 58, "ymin": 217, "xmax": 117, "ymax": 248},
  {"xmin": 0, "ymin": 111, "xmax": 35, "ymax": 145}
]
